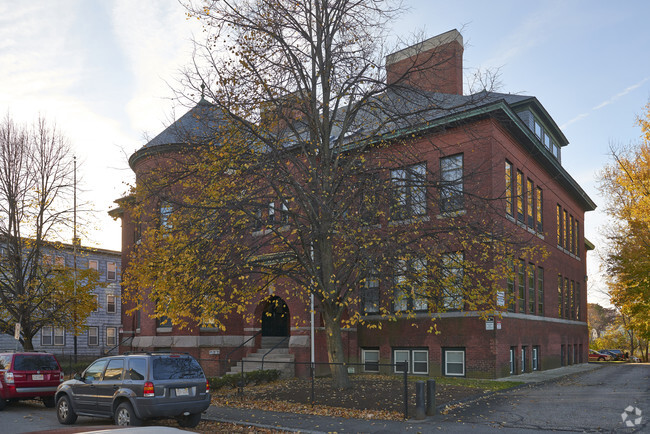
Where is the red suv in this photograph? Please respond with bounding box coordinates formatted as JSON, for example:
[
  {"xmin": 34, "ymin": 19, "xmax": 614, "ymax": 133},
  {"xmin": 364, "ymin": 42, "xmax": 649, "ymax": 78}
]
[{"xmin": 0, "ymin": 351, "xmax": 64, "ymax": 410}]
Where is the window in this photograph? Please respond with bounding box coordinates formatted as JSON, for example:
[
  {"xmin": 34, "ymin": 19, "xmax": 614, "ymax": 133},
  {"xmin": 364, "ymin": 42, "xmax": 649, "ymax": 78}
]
[
  {"xmin": 516, "ymin": 170, "xmax": 524, "ymax": 223},
  {"xmin": 507, "ymin": 257, "xmax": 515, "ymax": 312},
  {"xmin": 521, "ymin": 346, "xmax": 527, "ymax": 373},
  {"xmin": 533, "ymin": 120, "xmax": 542, "ymax": 138},
  {"xmin": 569, "ymin": 215, "xmax": 574, "ymax": 254},
  {"xmin": 556, "ymin": 204, "xmax": 562, "ymax": 247},
  {"xmin": 510, "ymin": 347, "xmax": 516, "ymax": 374},
  {"xmin": 268, "ymin": 202, "xmax": 275, "ymax": 224},
  {"xmin": 393, "ymin": 258, "xmax": 428, "ymax": 312},
  {"xmin": 526, "ymin": 179, "xmax": 534, "ymax": 228},
  {"xmin": 103, "ymin": 359, "xmax": 124, "ymax": 381},
  {"xmin": 444, "ymin": 349, "xmax": 465, "ymax": 377},
  {"xmin": 518, "ymin": 259, "xmax": 525, "ymax": 313},
  {"xmin": 505, "ymin": 161, "xmax": 514, "ymax": 217},
  {"xmin": 362, "ymin": 349, "xmax": 379, "ymax": 373},
  {"xmin": 537, "ymin": 267, "xmax": 544, "ymax": 316},
  {"xmin": 441, "ymin": 252, "xmax": 463, "ymax": 310},
  {"xmin": 160, "ymin": 200, "xmax": 173, "ymax": 229},
  {"xmin": 107, "ymin": 294, "xmax": 117, "ymax": 313},
  {"xmin": 88, "ymin": 326, "xmax": 98, "ymax": 346},
  {"xmin": 563, "ymin": 210, "xmax": 569, "ymax": 249},
  {"xmin": 54, "ymin": 327, "xmax": 65, "ymax": 346},
  {"xmin": 280, "ymin": 202, "xmax": 289, "ymax": 224},
  {"xmin": 391, "ymin": 163, "xmax": 426, "ymax": 220},
  {"xmin": 254, "ymin": 208, "xmax": 262, "ymax": 230},
  {"xmin": 569, "ymin": 280, "xmax": 575, "ymax": 319},
  {"xmin": 106, "ymin": 327, "xmax": 117, "ymax": 347},
  {"xmin": 107, "ymin": 262, "xmax": 116, "ymax": 281},
  {"xmin": 575, "ymin": 221, "xmax": 580, "ymax": 256},
  {"xmin": 440, "ymin": 155, "xmax": 463, "ymax": 213},
  {"xmin": 128, "ymin": 358, "xmax": 147, "ymax": 381},
  {"xmin": 42, "ymin": 254, "xmax": 52, "ymax": 267},
  {"xmin": 528, "ymin": 263, "xmax": 535, "ymax": 314},
  {"xmin": 564, "ymin": 277, "xmax": 570, "ymax": 319},
  {"xmin": 88, "ymin": 259, "xmax": 98, "ymax": 271},
  {"xmin": 393, "ymin": 349, "xmax": 429, "ymax": 374},
  {"xmin": 535, "ymin": 187, "xmax": 543, "ymax": 232},
  {"xmin": 575, "ymin": 282, "xmax": 581, "ymax": 320},
  {"xmin": 558, "ymin": 274, "xmax": 563, "ymax": 318},
  {"xmin": 83, "ymin": 359, "xmax": 108, "ymax": 383},
  {"xmin": 361, "ymin": 264, "xmax": 380, "ymax": 314},
  {"xmin": 532, "ymin": 346, "xmax": 540, "ymax": 371},
  {"xmin": 93, "ymin": 294, "xmax": 99, "ymax": 311},
  {"xmin": 41, "ymin": 326, "xmax": 53, "ymax": 346}
]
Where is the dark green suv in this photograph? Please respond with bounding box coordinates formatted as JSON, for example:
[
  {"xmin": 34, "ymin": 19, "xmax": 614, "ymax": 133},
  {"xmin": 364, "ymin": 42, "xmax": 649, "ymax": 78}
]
[{"xmin": 55, "ymin": 352, "xmax": 210, "ymax": 428}]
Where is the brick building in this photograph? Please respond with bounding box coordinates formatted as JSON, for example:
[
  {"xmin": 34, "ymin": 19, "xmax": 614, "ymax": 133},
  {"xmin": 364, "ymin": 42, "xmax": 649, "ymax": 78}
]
[{"xmin": 113, "ymin": 30, "xmax": 595, "ymax": 378}]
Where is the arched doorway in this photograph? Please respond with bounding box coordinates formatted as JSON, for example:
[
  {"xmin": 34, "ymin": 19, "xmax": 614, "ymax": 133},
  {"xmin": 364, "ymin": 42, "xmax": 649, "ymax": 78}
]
[{"xmin": 261, "ymin": 296, "xmax": 290, "ymax": 337}]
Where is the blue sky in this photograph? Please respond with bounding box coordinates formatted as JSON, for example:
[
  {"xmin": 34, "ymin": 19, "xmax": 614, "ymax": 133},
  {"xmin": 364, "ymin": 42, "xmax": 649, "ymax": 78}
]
[{"xmin": 1, "ymin": 1, "xmax": 649, "ymax": 304}]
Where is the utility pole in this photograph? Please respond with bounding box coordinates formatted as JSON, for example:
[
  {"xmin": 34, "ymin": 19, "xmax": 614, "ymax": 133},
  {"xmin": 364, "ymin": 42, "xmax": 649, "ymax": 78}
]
[{"xmin": 73, "ymin": 156, "xmax": 78, "ymax": 363}]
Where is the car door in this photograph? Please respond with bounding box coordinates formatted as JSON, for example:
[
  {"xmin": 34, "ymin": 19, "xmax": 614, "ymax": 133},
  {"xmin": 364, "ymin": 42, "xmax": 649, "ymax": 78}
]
[
  {"xmin": 70, "ymin": 359, "xmax": 108, "ymax": 414},
  {"xmin": 95, "ymin": 358, "xmax": 124, "ymax": 415}
]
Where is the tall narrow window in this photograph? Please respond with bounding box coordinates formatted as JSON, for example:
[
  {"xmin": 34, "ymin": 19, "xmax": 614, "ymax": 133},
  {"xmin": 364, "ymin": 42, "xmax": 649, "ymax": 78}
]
[
  {"xmin": 440, "ymin": 155, "xmax": 463, "ymax": 213},
  {"xmin": 575, "ymin": 221, "xmax": 580, "ymax": 256},
  {"xmin": 557, "ymin": 274, "xmax": 563, "ymax": 318},
  {"xmin": 268, "ymin": 202, "xmax": 275, "ymax": 224},
  {"xmin": 160, "ymin": 200, "xmax": 173, "ymax": 229},
  {"xmin": 391, "ymin": 163, "xmax": 427, "ymax": 219},
  {"xmin": 362, "ymin": 264, "xmax": 380, "ymax": 314},
  {"xmin": 507, "ymin": 257, "xmax": 515, "ymax": 312},
  {"xmin": 532, "ymin": 346, "xmax": 540, "ymax": 371},
  {"xmin": 88, "ymin": 327, "xmax": 99, "ymax": 346},
  {"xmin": 41, "ymin": 326, "xmax": 53, "ymax": 346},
  {"xmin": 393, "ymin": 260, "xmax": 408, "ymax": 312},
  {"xmin": 107, "ymin": 294, "xmax": 117, "ymax": 313},
  {"xmin": 518, "ymin": 259, "xmax": 526, "ymax": 313},
  {"xmin": 575, "ymin": 282, "xmax": 581, "ymax": 321},
  {"xmin": 528, "ymin": 263, "xmax": 535, "ymax": 314},
  {"xmin": 442, "ymin": 252, "xmax": 464, "ymax": 310},
  {"xmin": 563, "ymin": 210, "xmax": 569, "ymax": 250},
  {"xmin": 537, "ymin": 267, "xmax": 544, "ymax": 316},
  {"xmin": 569, "ymin": 215, "xmax": 574, "ymax": 254},
  {"xmin": 556, "ymin": 204, "xmax": 562, "ymax": 247},
  {"xmin": 505, "ymin": 161, "xmax": 514, "ymax": 217},
  {"xmin": 54, "ymin": 327, "xmax": 65, "ymax": 346},
  {"xmin": 526, "ymin": 179, "xmax": 534, "ymax": 228},
  {"xmin": 570, "ymin": 280, "xmax": 575, "ymax": 319},
  {"xmin": 516, "ymin": 171, "xmax": 524, "ymax": 223},
  {"xmin": 280, "ymin": 203, "xmax": 289, "ymax": 224},
  {"xmin": 106, "ymin": 327, "xmax": 117, "ymax": 347},
  {"xmin": 107, "ymin": 262, "xmax": 116, "ymax": 281},
  {"xmin": 535, "ymin": 187, "xmax": 543, "ymax": 232},
  {"xmin": 564, "ymin": 277, "xmax": 572, "ymax": 318}
]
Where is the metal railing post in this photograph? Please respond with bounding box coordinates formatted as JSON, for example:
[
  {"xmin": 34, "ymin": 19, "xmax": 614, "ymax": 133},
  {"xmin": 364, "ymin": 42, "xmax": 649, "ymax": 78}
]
[{"xmin": 426, "ymin": 379, "xmax": 436, "ymax": 416}]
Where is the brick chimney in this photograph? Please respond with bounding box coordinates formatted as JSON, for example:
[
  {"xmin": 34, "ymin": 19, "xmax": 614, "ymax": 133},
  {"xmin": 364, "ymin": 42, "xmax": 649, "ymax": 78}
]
[{"xmin": 386, "ymin": 29, "xmax": 463, "ymax": 95}]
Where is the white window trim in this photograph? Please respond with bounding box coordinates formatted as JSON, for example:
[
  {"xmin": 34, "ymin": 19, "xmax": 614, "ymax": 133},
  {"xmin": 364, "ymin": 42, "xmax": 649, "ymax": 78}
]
[
  {"xmin": 53, "ymin": 327, "xmax": 65, "ymax": 346},
  {"xmin": 88, "ymin": 326, "xmax": 99, "ymax": 346},
  {"xmin": 107, "ymin": 294, "xmax": 117, "ymax": 313},
  {"xmin": 88, "ymin": 259, "xmax": 99, "ymax": 271},
  {"xmin": 107, "ymin": 262, "xmax": 117, "ymax": 281},
  {"xmin": 362, "ymin": 349, "xmax": 380, "ymax": 373},
  {"xmin": 106, "ymin": 327, "xmax": 117, "ymax": 347},
  {"xmin": 393, "ymin": 349, "xmax": 429, "ymax": 375},
  {"xmin": 41, "ymin": 326, "xmax": 53, "ymax": 346},
  {"xmin": 444, "ymin": 349, "xmax": 465, "ymax": 377},
  {"xmin": 411, "ymin": 349, "xmax": 429, "ymax": 375}
]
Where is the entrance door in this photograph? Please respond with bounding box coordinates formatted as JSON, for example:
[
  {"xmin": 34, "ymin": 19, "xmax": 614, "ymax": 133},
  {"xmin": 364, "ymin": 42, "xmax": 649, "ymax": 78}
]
[{"xmin": 261, "ymin": 296, "xmax": 289, "ymax": 337}]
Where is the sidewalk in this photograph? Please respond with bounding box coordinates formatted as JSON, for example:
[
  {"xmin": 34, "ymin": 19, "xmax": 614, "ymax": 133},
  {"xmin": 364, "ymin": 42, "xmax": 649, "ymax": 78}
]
[{"xmin": 202, "ymin": 363, "xmax": 604, "ymax": 433}]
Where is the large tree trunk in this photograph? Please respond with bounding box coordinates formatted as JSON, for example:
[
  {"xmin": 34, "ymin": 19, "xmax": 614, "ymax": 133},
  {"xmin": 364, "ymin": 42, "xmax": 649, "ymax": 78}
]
[
  {"xmin": 323, "ymin": 312, "xmax": 351, "ymax": 389},
  {"xmin": 22, "ymin": 335, "xmax": 34, "ymax": 351}
]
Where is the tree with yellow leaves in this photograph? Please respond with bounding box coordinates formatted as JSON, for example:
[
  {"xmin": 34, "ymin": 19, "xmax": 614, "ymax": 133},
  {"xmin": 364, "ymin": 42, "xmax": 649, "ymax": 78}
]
[
  {"xmin": 599, "ymin": 101, "xmax": 650, "ymax": 360},
  {"xmin": 123, "ymin": 0, "xmax": 543, "ymax": 389}
]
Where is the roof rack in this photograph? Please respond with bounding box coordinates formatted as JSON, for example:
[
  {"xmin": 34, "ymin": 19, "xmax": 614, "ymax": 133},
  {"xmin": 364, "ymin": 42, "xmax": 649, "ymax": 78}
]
[{"xmin": 122, "ymin": 351, "xmax": 191, "ymax": 356}]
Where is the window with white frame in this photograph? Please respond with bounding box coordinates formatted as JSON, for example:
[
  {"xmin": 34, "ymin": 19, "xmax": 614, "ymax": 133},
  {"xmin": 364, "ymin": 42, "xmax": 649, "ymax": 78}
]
[
  {"xmin": 393, "ymin": 349, "xmax": 429, "ymax": 374},
  {"xmin": 391, "ymin": 163, "xmax": 426, "ymax": 220},
  {"xmin": 107, "ymin": 262, "xmax": 116, "ymax": 281},
  {"xmin": 106, "ymin": 327, "xmax": 117, "ymax": 346},
  {"xmin": 441, "ymin": 252, "xmax": 464, "ymax": 310},
  {"xmin": 88, "ymin": 326, "xmax": 98, "ymax": 346},
  {"xmin": 41, "ymin": 326, "xmax": 53, "ymax": 346},
  {"xmin": 440, "ymin": 154, "xmax": 463, "ymax": 213},
  {"xmin": 510, "ymin": 347, "xmax": 516, "ymax": 374},
  {"xmin": 54, "ymin": 327, "xmax": 65, "ymax": 346},
  {"xmin": 362, "ymin": 349, "xmax": 379, "ymax": 373},
  {"xmin": 521, "ymin": 346, "xmax": 527, "ymax": 373},
  {"xmin": 160, "ymin": 200, "xmax": 173, "ymax": 229},
  {"xmin": 444, "ymin": 348, "xmax": 465, "ymax": 376},
  {"xmin": 54, "ymin": 255, "xmax": 65, "ymax": 268},
  {"xmin": 107, "ymin": 294, "xmax": 116, "ymax": 313},
  {"xmin": 532, "ymin": 346, "xmax": 540, "ymax": 371},
  {"xmin": 88, "ymin": 259, "xmax": 98, "ymax": 271}
]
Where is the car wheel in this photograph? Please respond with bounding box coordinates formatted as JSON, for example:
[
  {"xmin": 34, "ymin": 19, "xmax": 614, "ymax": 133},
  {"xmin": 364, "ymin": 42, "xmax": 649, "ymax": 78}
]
[
  {"xmin": 43, "ymin": 396, "xmax": 56, "ymax": 408},
  {"xmin": 178, "ymin": 412, "xmax": 202, "ymax": 428},
  {"xmin": 598, "ymin": 356, "xmax": 605, "ymax": 361},
  {"xmin": 115, "ymin": 402, "xmax": 142, "ymax": 426},
  {"xmin": 56, "ymin": 395, "xmax": 78, "ymax": 424}
]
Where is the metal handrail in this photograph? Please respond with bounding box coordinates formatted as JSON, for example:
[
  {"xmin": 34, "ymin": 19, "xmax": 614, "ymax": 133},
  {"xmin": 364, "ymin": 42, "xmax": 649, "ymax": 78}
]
[
  {"xmin": 225, "ymin": 330, "xmax": 261, "ymax": 363},
  {"xmin": 261, "ymin": 335, "xmax": 289, "ymax": 371}
]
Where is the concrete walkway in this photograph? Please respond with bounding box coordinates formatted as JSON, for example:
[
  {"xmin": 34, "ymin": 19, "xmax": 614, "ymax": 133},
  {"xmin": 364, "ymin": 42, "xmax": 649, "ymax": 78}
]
[{"xmin": 203, "ymin": 363, "xmax": 604, "ymax": 433}]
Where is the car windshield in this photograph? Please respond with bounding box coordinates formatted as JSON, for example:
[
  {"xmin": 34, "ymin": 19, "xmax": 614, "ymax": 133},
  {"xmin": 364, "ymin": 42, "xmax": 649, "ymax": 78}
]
[
  {"xmin": 13, "ymin": 355, "xmax": 59, "ymax": 371},
  {"xmin": 152, "ymin": 356, "xmax": 204, "ymax": 380}
]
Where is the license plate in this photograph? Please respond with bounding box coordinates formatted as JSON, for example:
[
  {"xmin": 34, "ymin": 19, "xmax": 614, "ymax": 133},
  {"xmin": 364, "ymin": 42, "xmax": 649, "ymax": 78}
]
[
  {"xmin": 32, "ymin": 374, "xmax": 43, "ymax": 380},
  {"xmin": 176, "ymin": 388, "xmax": 189, "ymax": 396}
]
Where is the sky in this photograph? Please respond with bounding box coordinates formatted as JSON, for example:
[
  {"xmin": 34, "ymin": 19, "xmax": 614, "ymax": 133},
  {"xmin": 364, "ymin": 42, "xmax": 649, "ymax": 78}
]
[{"xmin": 1, "ymin": 1, "xmax": 649, "ymax": 306}]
